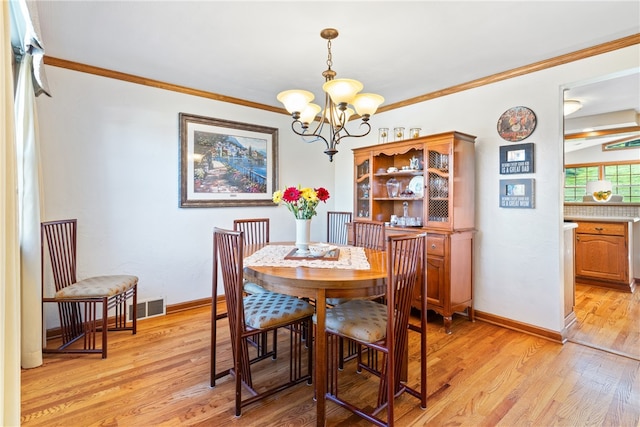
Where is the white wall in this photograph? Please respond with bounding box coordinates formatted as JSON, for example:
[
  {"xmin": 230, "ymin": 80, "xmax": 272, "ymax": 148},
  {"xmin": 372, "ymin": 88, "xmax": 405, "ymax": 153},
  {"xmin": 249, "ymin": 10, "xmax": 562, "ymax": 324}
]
[
  {"xmin": 37, "ymin": 67, "xmax": 336, "ymax": 326},
  {"xmin": 38, "ymin": 45, "xmax": 639, "ymax": 332}
]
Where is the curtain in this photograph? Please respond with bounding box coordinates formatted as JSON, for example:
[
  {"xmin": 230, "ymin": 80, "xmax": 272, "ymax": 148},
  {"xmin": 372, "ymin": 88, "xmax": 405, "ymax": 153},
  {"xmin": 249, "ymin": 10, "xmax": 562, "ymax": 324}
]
[
  {"xmin": 16, "ymin": 53, "xmax": 43, "ymax": 370},
  {"xmin": 1, "ymin": 1, "xmax": 21, "ymax": 426}
]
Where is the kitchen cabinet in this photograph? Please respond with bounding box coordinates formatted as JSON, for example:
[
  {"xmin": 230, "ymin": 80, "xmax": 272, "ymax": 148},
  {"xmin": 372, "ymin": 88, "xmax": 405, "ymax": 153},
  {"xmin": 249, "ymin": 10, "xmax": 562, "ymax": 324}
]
[
  {"xmin": 352, "ymin": 131, "xmax": 476, "ymax": 333},
  {"xmin": 575, "ymin": 220, "xmax": 635, "ymax": 292}
]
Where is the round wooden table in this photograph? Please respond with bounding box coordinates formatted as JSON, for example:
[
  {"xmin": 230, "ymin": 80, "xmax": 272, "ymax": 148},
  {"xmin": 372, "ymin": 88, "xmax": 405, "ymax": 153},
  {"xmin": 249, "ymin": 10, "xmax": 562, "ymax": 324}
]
[{"xmin": 243, "ymin": 243, "xmax": 387, "ymax": 427}]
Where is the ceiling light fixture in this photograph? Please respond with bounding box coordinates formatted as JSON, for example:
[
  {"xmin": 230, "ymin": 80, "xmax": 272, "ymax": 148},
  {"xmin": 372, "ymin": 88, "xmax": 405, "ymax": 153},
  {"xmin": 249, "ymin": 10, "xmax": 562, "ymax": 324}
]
[
  {"xmin": 277, "ymin": 28, "xmax": 384, "ymax": 162},
  {"xmin": 564, "ymin": 99, "xmax": 583, "ymax": 116}
]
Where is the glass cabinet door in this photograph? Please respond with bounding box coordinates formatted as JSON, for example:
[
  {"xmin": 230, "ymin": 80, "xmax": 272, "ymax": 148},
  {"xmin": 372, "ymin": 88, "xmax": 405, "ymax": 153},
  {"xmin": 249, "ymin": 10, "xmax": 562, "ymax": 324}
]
[
  {"xmin": 355, "ymin": 157, "xmax": 371, "ymax": 219},
  {"xmin": 426, "ymin": 144, "xmax": 451, "ymax": 228}
]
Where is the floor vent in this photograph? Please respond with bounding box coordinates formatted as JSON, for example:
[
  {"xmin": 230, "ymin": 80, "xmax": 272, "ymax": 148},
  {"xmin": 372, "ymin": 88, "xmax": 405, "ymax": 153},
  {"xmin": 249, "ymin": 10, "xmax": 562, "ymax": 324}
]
[{"xmin": 129, "ymin": 298, "xmax": 166, "ymax": 321}]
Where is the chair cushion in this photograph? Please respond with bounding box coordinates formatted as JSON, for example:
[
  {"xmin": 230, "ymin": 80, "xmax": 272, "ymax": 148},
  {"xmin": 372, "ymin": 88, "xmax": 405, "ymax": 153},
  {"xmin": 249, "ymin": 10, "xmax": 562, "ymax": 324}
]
[
  {"xmin": 317, "ymin": 299, "xmax": 387, "ymax": 343},
  {"xmin": 243, "ymin": 281, "xmax": 268, "ymax": 294},
  {"xmin": 55, "ymin": 275, "xmax": 138, "ymax": 298},
  {"xmin": 244, "ymin": 292, "xmax": 314, "ymax": 329}
]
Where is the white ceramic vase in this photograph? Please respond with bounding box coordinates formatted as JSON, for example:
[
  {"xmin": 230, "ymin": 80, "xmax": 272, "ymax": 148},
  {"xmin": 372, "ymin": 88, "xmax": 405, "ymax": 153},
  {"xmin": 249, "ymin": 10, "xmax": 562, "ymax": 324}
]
[{"xmin": 295, "ymin": 218, "xmax": 311, "ymax": 253}]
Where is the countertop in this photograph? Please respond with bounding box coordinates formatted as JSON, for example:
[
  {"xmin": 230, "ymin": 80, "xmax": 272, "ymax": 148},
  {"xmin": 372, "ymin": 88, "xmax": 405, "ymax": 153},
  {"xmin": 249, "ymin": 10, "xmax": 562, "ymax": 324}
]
[{"xmin": 564, "ymin": 216, "xmax": 640, "ymax": 223}]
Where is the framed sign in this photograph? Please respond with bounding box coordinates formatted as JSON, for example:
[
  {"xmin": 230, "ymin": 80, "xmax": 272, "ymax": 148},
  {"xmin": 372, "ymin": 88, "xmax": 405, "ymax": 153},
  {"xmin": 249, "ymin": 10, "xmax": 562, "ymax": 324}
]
[
  {"xmin": 499, "ymin": 178, "xmax": 535, "ymax": 208},
  {"xmin": 497, "ymin": 106, "xmax": 537, "ymax": 142},
  {"xmin": 500, "ymin": 143, "xmax": 535, "ymax": 174},
  {"xmin": 179, "ymin": 113, "xmax": 279, "ymax": 207}
]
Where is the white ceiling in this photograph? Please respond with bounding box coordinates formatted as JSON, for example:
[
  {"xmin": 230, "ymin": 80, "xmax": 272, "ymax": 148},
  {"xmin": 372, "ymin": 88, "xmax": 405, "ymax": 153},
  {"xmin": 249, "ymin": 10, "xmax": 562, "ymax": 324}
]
[{"xmin": 35, "ymin": 1, "xmax": 639, "ymax": 128}]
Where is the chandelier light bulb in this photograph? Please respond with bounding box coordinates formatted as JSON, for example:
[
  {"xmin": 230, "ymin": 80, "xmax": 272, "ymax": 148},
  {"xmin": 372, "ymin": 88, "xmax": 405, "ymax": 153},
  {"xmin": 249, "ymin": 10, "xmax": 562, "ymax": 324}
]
[
  {"xmin": 277, "ymin": 90, "xmax": 314, "ymax": 115},
  {"xmin": 353, "ymin": 93, "xmax": 385, "ymax": 118},
  {"xmin": 299, "ymin": 103, "xmax": 322, "ymax": 126},
  {"xmin": 322, "ymin": 78, "xmax": 363, "ymax": 105}
]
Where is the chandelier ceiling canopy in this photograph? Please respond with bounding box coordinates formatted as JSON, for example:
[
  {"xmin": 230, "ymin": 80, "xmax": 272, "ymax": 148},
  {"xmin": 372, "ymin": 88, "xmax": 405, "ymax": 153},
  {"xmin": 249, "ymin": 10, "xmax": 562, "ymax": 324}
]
[{"xmin": 277, "ymin": 28, "xmax": 384, "ymax": 162}]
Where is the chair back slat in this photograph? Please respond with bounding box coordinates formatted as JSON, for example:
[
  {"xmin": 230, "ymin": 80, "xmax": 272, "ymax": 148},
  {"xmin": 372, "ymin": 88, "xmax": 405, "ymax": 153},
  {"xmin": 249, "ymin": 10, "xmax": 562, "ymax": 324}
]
[
  {"xmin": 41, "ymin": 219, "xmax": 78, "ymax": 293},
  {"xmin": 353, "ymin": 220, "xmax": 386, "ymax": 250},
  {"xmin": 327, "ymin": 211, "xmax": 352, "ymax": 245},
  {"xmin": 233, "ymin": 218, "xmax": 269, "ymax": 245}
]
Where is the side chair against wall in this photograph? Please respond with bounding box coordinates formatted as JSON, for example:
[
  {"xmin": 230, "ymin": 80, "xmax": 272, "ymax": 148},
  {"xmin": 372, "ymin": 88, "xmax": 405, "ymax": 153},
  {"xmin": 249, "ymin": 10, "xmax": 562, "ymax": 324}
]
[
  {"xmin": 322, "ymin": 233, "xmax": 427, "ymax": 427},
  {"xmin": 210, "ymin": 227, "xmax": 314, "ymax": 416},
  {"xmin": 40, "ymin": 219, "xmax": 137, "ymax": 359},
  {"xmin": 327, "ymin": 211, "xmax": 352, "ymax": 245}
]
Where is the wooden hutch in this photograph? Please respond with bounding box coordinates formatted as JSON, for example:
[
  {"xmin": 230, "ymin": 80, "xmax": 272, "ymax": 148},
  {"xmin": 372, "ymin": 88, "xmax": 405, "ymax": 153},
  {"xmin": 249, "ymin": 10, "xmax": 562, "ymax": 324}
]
[{"xmin": 352, "ymin": 131, "xmax": 476, "ymax": 333}]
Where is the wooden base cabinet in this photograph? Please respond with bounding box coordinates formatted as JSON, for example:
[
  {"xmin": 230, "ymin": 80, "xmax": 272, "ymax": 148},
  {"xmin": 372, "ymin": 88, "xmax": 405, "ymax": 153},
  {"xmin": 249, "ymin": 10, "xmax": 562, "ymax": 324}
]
[
  {"xmin": 423, "ymin": 231, "xmax": 474, "ymax": 334},
  {"xmin": 575, "ymin": 220, "xmax": 635, "ymax": 292},
  {"xmin": 352, "ymin": 131, "xmax": 476, "ymax": 333}
]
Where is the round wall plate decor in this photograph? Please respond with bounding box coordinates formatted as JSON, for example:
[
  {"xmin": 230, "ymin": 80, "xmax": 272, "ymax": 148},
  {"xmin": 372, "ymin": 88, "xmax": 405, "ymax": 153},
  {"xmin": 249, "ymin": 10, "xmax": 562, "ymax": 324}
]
[{"xmin": 497, "ymin": 106, "xmax": 537, "ymax": 142}]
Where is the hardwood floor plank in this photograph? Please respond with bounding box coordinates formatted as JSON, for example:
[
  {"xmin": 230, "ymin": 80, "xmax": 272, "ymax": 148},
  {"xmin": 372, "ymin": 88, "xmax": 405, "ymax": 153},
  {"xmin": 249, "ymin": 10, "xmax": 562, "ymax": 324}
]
[{"xmin": 22, "ymin": 301, "xmax": 640, "ymax": 426}]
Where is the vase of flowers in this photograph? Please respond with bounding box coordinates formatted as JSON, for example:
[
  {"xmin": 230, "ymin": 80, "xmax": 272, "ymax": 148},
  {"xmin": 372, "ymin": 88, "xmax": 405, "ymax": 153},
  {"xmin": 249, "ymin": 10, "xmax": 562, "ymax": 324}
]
[{"xmin": 273, "ymin": 185, "xmax": 330, "ymax": 253}]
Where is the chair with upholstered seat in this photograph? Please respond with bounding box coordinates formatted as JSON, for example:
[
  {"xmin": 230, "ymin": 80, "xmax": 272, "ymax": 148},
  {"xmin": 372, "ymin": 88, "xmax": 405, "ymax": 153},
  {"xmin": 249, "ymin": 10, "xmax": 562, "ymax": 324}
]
[
  {"xmin": 210, "ymin": 227, "xmax": 314, "ymax": 416},
  {"xmin": 353, "ymin": 220, "xmax": 386, "ymax": 250},
  {"xmin": 233, "ymin": 218, "xmax": 270, "ymax": 295},
  {"xmin": 332, "ymin": 219, "xmax": 386, "ymax": 367},
  {"xmin": 41, "ymin": 219, "xmax": 137, "ymax": 359},
  {"xmin": 327, "ymin": 211, "xmax": 352, "ymax": 245},
  {"xmin": 322, "ymin": 233, "xmax": 427, "ymax": 426}
]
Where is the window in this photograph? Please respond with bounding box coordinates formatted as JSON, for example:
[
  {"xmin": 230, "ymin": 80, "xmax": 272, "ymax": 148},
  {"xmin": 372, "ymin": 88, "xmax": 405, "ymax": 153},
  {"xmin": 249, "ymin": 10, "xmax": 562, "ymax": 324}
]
[
  {"xmin": 604, "ymin": 163, "xmax": 640, "ymax": 202},
  {"xmin": 564, "ymin": 166, "xmax": 599, "ymax": 202},
  {"xmin": 565, "ymin": 161, "xmax": 640, "ymax": 202}
]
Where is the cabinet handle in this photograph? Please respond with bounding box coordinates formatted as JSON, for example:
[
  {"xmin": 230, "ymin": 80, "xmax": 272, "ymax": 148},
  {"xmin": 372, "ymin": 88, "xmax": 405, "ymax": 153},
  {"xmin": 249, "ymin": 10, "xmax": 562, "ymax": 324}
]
[
  {"xmin": 576, "ymin": 236, "xmax": 580, "ymax": 241},
  {"xmin": 431, "ymin": 244, "xmax": 436, "ymax": 249},
  {"xmin": 595, "ymin": 227, "xmax": 604, "ymax": 231}
]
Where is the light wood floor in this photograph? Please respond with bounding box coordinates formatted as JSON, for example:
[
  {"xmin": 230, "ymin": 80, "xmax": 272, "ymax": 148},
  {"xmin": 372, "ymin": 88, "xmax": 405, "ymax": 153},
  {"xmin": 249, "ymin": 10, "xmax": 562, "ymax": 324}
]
[
  {"xmin": 568, "ymin": 283, "xmax": 640, "ymax": 360},
  {"xmin": 22, "ymin": 292, "xmax": 640, "ymax": 426}
]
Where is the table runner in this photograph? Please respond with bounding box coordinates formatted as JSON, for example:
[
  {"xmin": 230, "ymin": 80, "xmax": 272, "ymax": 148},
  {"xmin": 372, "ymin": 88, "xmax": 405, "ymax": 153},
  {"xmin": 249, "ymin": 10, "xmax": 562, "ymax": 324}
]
[{"xmin": 244, "ymin": 245, "xmax": 370, "ymax": 270}]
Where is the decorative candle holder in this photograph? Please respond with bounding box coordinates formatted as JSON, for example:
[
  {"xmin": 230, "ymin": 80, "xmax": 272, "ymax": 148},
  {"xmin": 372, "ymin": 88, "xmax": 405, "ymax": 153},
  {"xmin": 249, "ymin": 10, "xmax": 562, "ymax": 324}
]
[
  {"xmin": 410, "ymin": 127, "xmax": 421, "ymax": 139},
  {"xmin": 378, "ymin": 128, "xmax": 388, "ymax": 144},
  {"xmin": 394, "ymin": 127, "xmax": 405, "ymax": 141}
]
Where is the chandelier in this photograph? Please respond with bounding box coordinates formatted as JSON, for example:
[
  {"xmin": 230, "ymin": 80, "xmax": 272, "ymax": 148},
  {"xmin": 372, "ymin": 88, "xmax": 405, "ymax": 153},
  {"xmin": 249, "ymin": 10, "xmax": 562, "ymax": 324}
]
[{"xmin": 277, "ymin": 28, "xmax": 384, "ymax": 162}]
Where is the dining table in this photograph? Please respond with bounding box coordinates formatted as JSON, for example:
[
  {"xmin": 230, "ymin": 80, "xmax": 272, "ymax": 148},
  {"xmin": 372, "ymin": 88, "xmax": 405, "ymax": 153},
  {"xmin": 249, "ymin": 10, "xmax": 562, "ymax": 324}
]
[{"xmin": 242, "ymin": 242, "xmax": 390, "ymax": 427}]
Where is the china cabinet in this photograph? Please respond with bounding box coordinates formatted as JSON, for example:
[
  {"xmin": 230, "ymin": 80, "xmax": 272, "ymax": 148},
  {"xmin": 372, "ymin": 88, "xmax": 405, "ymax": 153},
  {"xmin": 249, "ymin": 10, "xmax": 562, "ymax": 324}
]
[{"xmin": 351, "ymin": 131, "xmax": 476, "ymax": 333}]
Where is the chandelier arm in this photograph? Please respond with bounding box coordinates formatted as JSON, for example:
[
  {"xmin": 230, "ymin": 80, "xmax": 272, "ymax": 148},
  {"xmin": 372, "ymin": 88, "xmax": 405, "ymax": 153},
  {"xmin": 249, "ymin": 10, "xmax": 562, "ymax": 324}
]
[{"xmin": 291, "ymin": 119, "xmax": 331, "ymax": 148}]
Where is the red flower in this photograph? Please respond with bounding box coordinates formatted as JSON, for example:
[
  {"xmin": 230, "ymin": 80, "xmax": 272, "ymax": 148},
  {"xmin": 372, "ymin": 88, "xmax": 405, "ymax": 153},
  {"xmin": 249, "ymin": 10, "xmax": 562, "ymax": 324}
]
[
  {"xmin": 315, "ymin": 187, "xmax": 330, "ymax": 202},
  {"xmin": 282, "ymin": 186, "xmax": 301, "ymax": 203}
]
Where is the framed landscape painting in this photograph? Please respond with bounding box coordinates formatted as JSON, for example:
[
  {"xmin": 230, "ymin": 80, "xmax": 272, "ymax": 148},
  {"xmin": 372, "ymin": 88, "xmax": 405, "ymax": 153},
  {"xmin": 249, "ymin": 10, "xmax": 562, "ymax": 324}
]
[{"xmin": 179, "ymin": 113, "xmax": 279, "ymax": 207}]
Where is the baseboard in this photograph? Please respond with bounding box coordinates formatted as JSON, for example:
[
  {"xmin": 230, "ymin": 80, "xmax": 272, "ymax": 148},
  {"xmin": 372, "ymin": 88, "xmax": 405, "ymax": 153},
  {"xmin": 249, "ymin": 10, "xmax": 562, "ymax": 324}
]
[
  {"xmin": 166, "ymin": 297, "xmax": 214, "ymax": 314},
  {"xmin": 474, "ymin": 310, "xmax": 564, "ymax": 344}
]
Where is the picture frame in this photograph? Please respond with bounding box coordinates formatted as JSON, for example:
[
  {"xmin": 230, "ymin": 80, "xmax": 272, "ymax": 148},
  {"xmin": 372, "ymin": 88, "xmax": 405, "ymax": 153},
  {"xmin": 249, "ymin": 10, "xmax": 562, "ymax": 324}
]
[
  {"xmin": 499, "ymin": 178, "xmax": 535, "ymax": 208},
  {"xmin": 179, "ymin": 113, "xmax": 279, "ymax": 207},
  {"xmin": 499, "ymin": 143, "xmax": 535, "ymax": 174}
]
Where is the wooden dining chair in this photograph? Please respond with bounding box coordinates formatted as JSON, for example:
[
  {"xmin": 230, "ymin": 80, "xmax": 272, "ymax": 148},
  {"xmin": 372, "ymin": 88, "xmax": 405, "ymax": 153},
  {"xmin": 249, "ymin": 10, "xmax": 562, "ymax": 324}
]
[
  {"xmin": 210, "ymin": 227, "xmax": 314, "ymax": 416},
  {"xmin": 332, "ymin": 219, "xmax": 386, "ymax": 367},
  {"xmin": 322, "ymin": 233, "xmax": 427, "ymax": 427},
  {"xmin": 233, "ymin": 218, "xmax": 270, "ymax": 295},
  {"xmin": 232, "ymin": 218, "xmax": 273, "ymax": 357},
  {"xmin": 353, "ymin": 220, "xmax": 386, "ymax": 250},
  {"xmin": 41, "ymin": 219, "xmax": 138, "ymax": 358},
  {"xmin": 327, "ymin": 211, "xmax": 352, "ymax": 245}
]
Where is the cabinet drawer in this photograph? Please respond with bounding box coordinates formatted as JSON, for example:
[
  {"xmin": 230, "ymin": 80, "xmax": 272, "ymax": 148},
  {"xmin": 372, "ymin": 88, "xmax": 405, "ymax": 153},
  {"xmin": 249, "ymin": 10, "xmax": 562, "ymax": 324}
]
[
  {"xmin": 576, "ymin": 221, "xmax": 626, "ymax": 236},
  {"xmin": 427, "ymin": 235, "xmax": 445, "ymax": 256}
]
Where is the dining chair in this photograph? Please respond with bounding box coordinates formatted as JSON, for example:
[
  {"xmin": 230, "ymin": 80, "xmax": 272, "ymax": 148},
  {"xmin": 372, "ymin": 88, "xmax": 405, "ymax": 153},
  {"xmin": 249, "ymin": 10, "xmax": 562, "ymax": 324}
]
[
  {"xmin": 332, "ymin": 219, "xmax": 386, "ymax": 367},
  {"xmin": 232, "ymin": 218, "xmax": 272, "ymax": 357},
  {"xmin": 322, "ymin": 233, "xmax": 427, "ymax": 427},
  {"xmin": 41, "ymin": 219, "xmax": 138, "ymax": 358},
  {"xmin": 353, "ymin": 220, "xmax": 386, "ymax": 250},
  {"xmin": 210, "ymin": 227, "xmax": 314, "ymax": 416},
  {"xmin": 233, "ymin": 218, "xmax": 270, "ymax": 295},
  {"xmin": 327, "ymin": 211, "xmax": 352, "ymax": 245}
]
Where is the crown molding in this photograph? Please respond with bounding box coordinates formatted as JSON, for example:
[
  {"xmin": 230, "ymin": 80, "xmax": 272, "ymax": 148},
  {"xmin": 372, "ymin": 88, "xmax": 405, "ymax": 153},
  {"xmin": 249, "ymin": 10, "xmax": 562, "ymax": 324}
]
[{"xmin": 43, "ymin": 33, "xmax": 640, "ymax": 115}]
